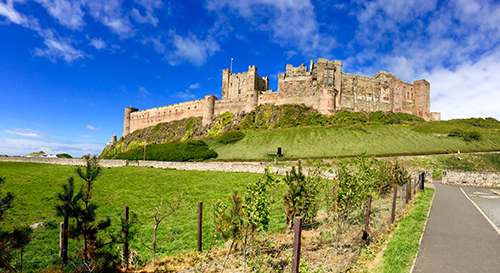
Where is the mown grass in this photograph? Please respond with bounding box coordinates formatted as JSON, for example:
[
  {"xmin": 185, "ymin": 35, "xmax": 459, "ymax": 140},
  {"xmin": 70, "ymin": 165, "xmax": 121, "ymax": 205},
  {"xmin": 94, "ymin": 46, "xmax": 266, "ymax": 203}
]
[
  {"xmin": 208, "ymin": 125, "xmax": 500, "ymax": 161},
  {"xmin": 373, "ymin": 187, "xmax": 435, "ymax": 273},
  {"xmin": 0, "ymin": 162, "xmax": 275, "ymax": 270}
]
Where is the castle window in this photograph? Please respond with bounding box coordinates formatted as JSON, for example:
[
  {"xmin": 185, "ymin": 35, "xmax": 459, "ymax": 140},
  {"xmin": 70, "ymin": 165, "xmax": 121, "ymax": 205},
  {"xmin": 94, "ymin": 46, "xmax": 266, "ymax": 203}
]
[{"xmin": 238, "ymin": 90, "xmax": 241, "ymax": 94}]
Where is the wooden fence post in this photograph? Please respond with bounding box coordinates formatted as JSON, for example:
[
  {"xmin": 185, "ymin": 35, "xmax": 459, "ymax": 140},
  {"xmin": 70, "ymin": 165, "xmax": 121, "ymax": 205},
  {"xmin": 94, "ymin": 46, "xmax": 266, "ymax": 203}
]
[
  {"xmin": 198, "ymin": 202, "xmax": 203, "ymax": 252},
  {"xmin": 405, "ymin": 182, "xmax": 410, "ymax": 204},
  {"xmin": 362, "ymin": 195, "xmax": 372, "ymax": 248},
  {"xmin": 421, "ymin": 172, "xmax": 425, "ymax": 190},
  {"xmin": 391, "ymin": 185, "xmax": 398, "ymax": 224},
  {"xmin": 291, "ymin": 216, "xmax": 303, "ymax": 273},
  {"xmin": 61, "ymin": 216, "xmax": 68, "ymax": 264},
  {"xmin": 124, "ymin": 205, "xmax": 129, "ymax": 265}
]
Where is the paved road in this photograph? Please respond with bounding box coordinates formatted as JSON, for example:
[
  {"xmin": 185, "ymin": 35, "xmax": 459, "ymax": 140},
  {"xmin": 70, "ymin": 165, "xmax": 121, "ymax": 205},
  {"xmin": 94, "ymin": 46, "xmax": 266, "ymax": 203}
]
[{"xmin": 413, "ymin": 183, "xmax": 500, "ymax": 273}]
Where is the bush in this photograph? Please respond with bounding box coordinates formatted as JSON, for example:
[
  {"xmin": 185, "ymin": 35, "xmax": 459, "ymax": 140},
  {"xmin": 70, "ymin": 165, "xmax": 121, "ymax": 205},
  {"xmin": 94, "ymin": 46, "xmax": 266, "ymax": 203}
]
[
  {"xmin": 448, "ymin": 129, "xmax": 465, "ymax": 137},
  {"xmin": 56, "ymin": 153, "xmax": 72, "ymax": 158},
  {"xmin": 108, "ymin": 140, "xmax": 217, "ymax": 161},
  {"xmin": 464, "ymin": 131, "xmax": 481, "ymax": 141},
  {"xmin": 217, "ymin": 131, "xmax": 245, "ymax": 144}
]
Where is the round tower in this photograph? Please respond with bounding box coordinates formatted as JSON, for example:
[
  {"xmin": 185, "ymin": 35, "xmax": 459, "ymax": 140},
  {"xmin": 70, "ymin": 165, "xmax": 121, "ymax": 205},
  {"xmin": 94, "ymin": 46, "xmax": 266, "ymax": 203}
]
[
  {"xmin": 202, "ymin": 95, "xmax": 216, "ymax": 126},
  {"xmin": 246, "ymin": 89, "xmax": 259, "ymax": 113},
  {"xmin": 123, "ymin": 107, "xmax": 138, "ymax": 137}
]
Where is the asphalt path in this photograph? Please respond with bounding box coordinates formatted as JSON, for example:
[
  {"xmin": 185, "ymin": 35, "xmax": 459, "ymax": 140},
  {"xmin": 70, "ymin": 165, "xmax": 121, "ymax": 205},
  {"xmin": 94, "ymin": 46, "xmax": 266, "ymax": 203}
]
[{"xmin": 413, "ymin": 183, "xmax": 500, "ymax": 273}]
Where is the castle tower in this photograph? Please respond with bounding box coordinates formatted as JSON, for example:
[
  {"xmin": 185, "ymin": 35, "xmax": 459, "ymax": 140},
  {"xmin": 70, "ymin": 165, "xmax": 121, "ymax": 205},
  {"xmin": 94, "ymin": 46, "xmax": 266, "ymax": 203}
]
[
  {"xmin": 123, "ymin": 107, "xmax": 138, "ymax": 137},
  {"xmin": 222, "ymin": 69, "xmax": 231, "ymax": 99},
  {"xmin": 413, "ymin": 79, "xmax": 431, "ymax": 121},
  {"xmin": 246, "ymin": 89, "xmax": 259, "ymax": 113},
  {"xmin": 202, "ymin": 95, "xmax": 216, "ymax": 126},
  {"xmin": 319, "ymin": 87, "xmax": 336, "ymax": 115}
]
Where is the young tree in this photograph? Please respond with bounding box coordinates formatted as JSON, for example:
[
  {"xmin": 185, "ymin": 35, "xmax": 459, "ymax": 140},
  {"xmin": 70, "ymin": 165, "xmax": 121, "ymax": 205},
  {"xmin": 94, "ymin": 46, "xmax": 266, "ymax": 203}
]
[
  {"xmin": 56, "ymin": 156, "xmax": 114, "ymax": 271},
  {"xmin": 283, "ymin": 161, "xmax": 322, "ymax": 228},
  {"xmin": 143, "ymin": 191, "xmax": 192, "ymax": 267},
  {"xmin": 244, "ymin": 167, "xmax": 278, "ymax": 233}
]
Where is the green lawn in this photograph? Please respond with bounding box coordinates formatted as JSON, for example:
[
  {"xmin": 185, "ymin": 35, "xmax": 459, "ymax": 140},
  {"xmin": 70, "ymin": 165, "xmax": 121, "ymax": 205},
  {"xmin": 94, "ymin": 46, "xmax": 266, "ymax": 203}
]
[
  {"xmin": 208, "ymin": 125, "xmax": 500, "ymax": 160},
  {"xmin": 0, "ymin": 162, "xmax": 276, "ymax": 270}
]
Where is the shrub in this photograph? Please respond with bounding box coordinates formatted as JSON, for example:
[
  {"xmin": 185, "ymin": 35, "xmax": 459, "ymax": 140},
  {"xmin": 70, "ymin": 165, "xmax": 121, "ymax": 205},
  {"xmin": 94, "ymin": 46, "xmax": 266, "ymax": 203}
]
[
  {"xmin": 56, "ymin": 153, "xmax": 72, "ymax": 158},
  {"xmin": 217, "ymin": 131, "xmax": 245, "ymax": 144},
  {"xmin": 448, "ymin": 129, "xmax": 465, "ymax": 137},
  {"xmin": 109, "ymin": 140, "xmax": 217, "ymax": 161},
  {"xmin": 464, "ymin": 131, "xmax": 481, "ymax": 141}
]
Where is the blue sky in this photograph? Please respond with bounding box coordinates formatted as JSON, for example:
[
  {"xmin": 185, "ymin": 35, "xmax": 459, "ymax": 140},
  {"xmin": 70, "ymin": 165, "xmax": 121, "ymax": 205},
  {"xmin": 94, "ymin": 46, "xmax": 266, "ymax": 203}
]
[{"xmin": 1, "ymin": 0, "xmax": 500, "ymax": 157}]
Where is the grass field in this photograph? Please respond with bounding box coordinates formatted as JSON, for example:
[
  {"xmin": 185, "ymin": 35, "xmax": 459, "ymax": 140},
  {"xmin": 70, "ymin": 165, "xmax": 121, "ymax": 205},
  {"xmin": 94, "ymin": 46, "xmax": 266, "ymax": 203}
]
[
  {"xmin": 207, "ymin": 125, "xmax": 500, "ymax": 161},
  {"xmin": 0, "ymin": 162, "xmax": 276, "ymax": 271}
]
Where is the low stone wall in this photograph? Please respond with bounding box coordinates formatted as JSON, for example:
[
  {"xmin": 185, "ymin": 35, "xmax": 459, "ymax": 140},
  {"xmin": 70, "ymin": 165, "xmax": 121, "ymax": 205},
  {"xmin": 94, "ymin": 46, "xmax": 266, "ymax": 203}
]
[
  {"xmin": 0, "ymin": 157, "xmax": 431, "ymax": 182},
  {"xmin": 443, "ymin": 171, "xmax": 500, "ymax": 188}
]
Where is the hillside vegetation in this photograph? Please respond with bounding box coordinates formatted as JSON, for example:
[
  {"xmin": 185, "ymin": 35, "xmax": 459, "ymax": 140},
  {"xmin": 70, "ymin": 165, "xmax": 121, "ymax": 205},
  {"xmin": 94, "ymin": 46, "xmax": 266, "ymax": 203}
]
[{"xmin": 100, "ymin": 105, "xmax": 500, "ymax": 161}]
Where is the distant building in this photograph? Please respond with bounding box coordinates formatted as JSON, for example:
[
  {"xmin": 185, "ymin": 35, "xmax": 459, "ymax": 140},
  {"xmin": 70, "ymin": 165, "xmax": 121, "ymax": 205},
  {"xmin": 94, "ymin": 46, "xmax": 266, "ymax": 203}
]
[{"xmin": 123, "ymin": 58, "xmax": 440, "ymax": 136}]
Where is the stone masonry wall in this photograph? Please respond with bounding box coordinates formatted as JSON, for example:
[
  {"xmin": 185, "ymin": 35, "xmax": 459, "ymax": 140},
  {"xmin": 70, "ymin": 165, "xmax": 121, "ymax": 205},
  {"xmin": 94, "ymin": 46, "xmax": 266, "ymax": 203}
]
[
  {"xmin": 1, "ymin": 157, "xmax": 432, "ymax": 184},
  {"xmin": 442, "ymin": 171, "xmax": 500, "ymax": 188}
]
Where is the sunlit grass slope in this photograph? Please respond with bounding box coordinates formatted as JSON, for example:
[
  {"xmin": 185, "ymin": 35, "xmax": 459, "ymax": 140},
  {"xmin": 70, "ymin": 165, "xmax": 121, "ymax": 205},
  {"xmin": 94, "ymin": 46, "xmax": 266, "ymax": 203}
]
[{"xmin": 208, "ymin": 125, "xmax": 500, "ymax": 160}]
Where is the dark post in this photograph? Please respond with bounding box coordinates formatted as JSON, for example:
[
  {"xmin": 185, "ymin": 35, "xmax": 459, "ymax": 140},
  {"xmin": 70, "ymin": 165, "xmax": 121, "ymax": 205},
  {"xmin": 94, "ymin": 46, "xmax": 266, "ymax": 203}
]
[
  {"xmin": 62, "ymin": 215, "xmax": 68, "ymax": 264},
  {"xmin": 421, "ymin": 172, "xmax": 425, "ymax": 190},
  {"xmin": 291, "ymin": 216, "xmax": 303, "ymax": 273},
  {"xmin": 414, "ymin": 178, "xmax": 417, "ymax": 195},
  {"xmin": 123, "ymin": 205, "xmax": 129, "ymax": 265},
  {"xmin": 362, "ymin": 195, "xmax": 372, "ymax": 248},
  {"xmin": 391, "ymin": 185, "xmax": 398, "ymax": 224},
  {"xmin": 198, "ymin": 202, "xmax": 203, "ymax": 252},
  {"xmin": 408, "ymin": 180, "xmax": 412, "ymax": 201},
  {"xmin": 405, "ymin": 181, "xmax": 410, "ymax": 204}
]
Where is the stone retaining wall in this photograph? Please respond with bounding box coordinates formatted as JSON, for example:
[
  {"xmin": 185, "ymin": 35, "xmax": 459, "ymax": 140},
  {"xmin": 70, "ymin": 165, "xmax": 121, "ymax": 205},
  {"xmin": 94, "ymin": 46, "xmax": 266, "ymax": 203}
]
[
  {"xmin": 1, "ymin": 157, "xmax": 432, "ymax": 183},
  {"xmin": 443, "ymin": 171, "xmax": 500, "ymax": 187}
]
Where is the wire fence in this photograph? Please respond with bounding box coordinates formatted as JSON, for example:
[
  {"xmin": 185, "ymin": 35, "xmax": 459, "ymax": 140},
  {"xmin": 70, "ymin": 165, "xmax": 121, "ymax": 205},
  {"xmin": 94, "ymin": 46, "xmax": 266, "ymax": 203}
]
[{"xmin": 3, "ymin": 172, "xmax": 426, "ymax": 272}]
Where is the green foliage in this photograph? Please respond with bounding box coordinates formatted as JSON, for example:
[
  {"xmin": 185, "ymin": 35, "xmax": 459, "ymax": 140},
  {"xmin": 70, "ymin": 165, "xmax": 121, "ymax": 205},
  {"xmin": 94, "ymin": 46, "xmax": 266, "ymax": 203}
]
[
  {"xmin": 333, "ymin": 154, "xmax": 380, "ymax": 212},
  {"xmin": 244, "ymin": 167, "xmax": 278, "ymax": 232},
  {"xmin": 56, "ymin": 156, "xmax": 116, "ymax": 270},
  {"xmin": 108, "ymin": 140, "xmax": 217, "ymax": 161},
  {"xmin": 217, "ymin": 131, "xmax": 245, "ymax": 145},
  {"xmin": 449, "ymin": 129, "xmax": 482, "ymax": 141},
  {"xmin": 181, "ymin": 118, "xmax": 195, "ymax": 142},
  {"xmin": 283, "ymin": 161, "xmax": 322, "ymax": 227},
  {"xmin": 56, "ymin": 153, "xmax": 73, "ymax": 158},
  {"xmin": 207, "ymin": 112, "xmax": 234, "ymax": 138},
  {"xmin": 214, "ymin": 191, "xmax": 246, "ymax": 244}
]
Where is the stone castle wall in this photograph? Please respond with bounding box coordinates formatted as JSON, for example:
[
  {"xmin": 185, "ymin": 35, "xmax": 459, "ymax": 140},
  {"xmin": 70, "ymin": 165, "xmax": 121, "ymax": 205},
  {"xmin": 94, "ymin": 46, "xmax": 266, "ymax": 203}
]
[
  {"xmin": 122, "ymin": 58, "xmax": 439, "ymax": 137},
  {"xmin": 443, "ymin": 171, "xmax": 500, "ymax": 188}
]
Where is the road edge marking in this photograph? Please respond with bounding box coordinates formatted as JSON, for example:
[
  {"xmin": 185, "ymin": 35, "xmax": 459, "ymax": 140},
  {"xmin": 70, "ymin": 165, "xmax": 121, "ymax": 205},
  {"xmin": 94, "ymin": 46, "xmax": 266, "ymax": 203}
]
[
  {"xmin": 460, "ymin": 187, "xmax": 500, "ymax": 236},
  {"xmin": 410, "ymin": 188, "xmax": 436, "ymax": 273}
]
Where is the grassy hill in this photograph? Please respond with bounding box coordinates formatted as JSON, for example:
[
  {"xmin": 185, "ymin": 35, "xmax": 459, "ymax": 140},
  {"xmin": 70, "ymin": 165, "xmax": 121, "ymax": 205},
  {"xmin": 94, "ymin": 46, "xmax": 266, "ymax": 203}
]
[{"xmin": 100, "ymin": 105, "xmax": 500, "ymax": 161}]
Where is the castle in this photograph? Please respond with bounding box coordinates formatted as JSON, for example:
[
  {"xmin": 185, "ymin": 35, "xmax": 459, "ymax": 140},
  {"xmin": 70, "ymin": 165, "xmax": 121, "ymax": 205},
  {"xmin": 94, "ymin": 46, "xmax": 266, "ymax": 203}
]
[{"xmin": 122, "ymin": 58, "xmax": 440, "ymax": 137}]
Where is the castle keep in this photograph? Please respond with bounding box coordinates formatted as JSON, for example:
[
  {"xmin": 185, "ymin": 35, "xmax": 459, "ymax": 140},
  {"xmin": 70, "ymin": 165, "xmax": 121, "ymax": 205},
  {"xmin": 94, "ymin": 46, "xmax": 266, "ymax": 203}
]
[{"xmin": 123, "ymin": 58, "xmax": 440, "ymax": 136}]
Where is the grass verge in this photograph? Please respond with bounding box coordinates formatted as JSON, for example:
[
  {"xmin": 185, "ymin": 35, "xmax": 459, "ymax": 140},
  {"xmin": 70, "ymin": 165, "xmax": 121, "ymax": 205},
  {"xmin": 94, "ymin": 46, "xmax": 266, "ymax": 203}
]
[{"xmin": 372, "ymin": 187, "xmax": 435, "ymax": 273}]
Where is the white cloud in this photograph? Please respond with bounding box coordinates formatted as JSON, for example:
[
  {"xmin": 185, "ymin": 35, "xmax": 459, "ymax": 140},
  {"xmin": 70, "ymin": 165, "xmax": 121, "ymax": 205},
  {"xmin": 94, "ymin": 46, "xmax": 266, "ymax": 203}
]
[
  {"xmin": 131, "ymin": 7, "xmax": 158, "ymax": 26},
  {"xmin": 142, "ymin": 36, "xmax": 165, "ymax": 53},
  {"xmin": 0, "ymin": 0, "xmax": 26, "ymax": 24},
  {"xmin": 0, "ymin": 136, "xmax": 104, "ymax": 157},
  {"xmin": 89, "ymin": 37, "xmax": 106, "ymax": 49},
  {"xmin": 5, "ymin": 128, "xmax": 47, "ymax": 138},
  {"xmin": 421, "ymin": 47, "xmax": 500, "ymax": 120},
  {"xmin": 189, "ymin": 83, "xmax": 201, "ymax": 89},
  {"xmin": 205, "ymin": 0, "xmax": 337, "ymax": 57},
  {"xmin": 138, "ymin": 85, "xmax": 149, "ymax": 98},
  {"xmin": 81, "ymin": 0, "xmax": 135, "ymax": 38},
  {"xmin": 34, "ymin": 33, "xmax": 87, "ymax": 63},
  {"xmin": 174, "ymin": 90, "xmax": 196, "ymax": 100},
  {"xmin": 166, "ymin": 31, "xmax": 220, "ymax": 66},
  {"xmin": 85, "ymin": 125, "xmax": 101, "ymax": 130},
  {"xmin": 35, "ymin": 0, "xmax": 85, "ymax": 30}
]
